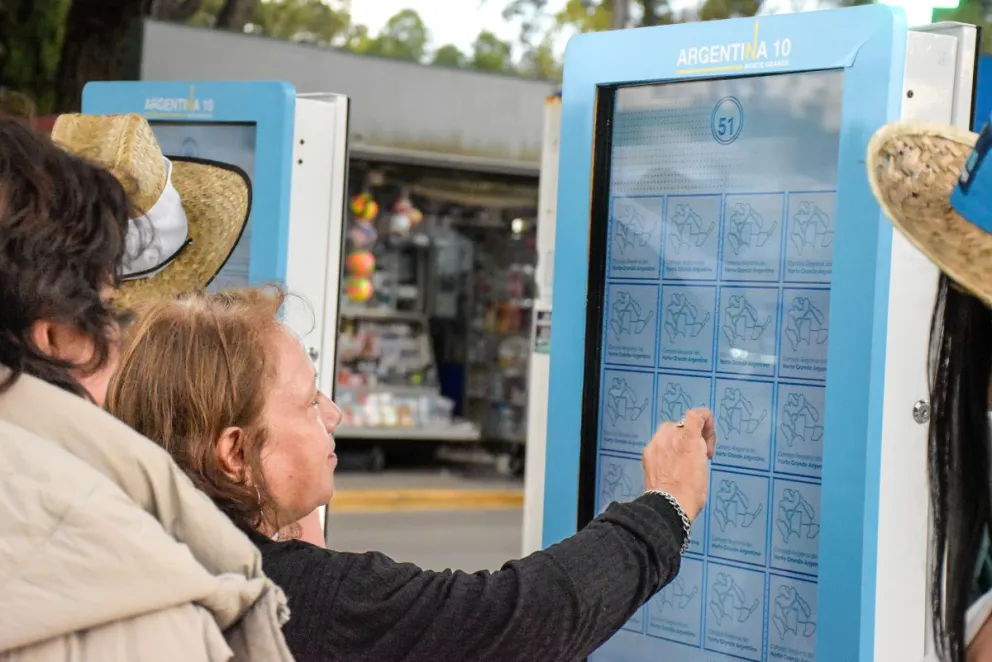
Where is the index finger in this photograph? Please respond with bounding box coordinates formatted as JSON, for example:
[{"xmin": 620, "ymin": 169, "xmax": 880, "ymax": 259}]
[
  {"xmin": 700, "ymin": 412, "xmax": 717, "ymax": 459},
  {"xmin": 682, "ymin": 407, "xmax": 712, "ymax": 436},
  {"xmin": 683, "ymin": 408, "xmax": 716, "ymax": 459}
]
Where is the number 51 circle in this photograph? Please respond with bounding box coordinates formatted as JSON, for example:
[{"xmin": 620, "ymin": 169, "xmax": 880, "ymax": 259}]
[{"xmin": 711, "ymin": 96, "xmax": 744, "ymax": 145}]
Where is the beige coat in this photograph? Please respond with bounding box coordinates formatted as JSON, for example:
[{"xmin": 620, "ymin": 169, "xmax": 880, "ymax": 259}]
[{"xmin": 0, "ymin": 370, "xmax": 296, "ymax": 662}]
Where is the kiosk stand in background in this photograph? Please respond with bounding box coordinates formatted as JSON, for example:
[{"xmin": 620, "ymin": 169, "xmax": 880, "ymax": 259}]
[
  {"xmin": 521, "ymin": 94, "xmax": 561, "ymax": 556},
  {"xmin": 82, "ymin": 81, "xmax": 350, "ymax": 533},
  {"xmin": 542, "ymin": 8, "xmax": 976, "ymax": 661}
]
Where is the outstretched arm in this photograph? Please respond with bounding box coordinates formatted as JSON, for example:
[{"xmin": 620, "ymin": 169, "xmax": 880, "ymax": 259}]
[{"xmin": 270, "ymin": 494, "xmax": 686, "ymax": 662}]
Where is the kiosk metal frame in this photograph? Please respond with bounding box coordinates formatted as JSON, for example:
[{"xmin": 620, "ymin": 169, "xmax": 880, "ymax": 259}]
[{"xmin": 542, "ymin": 8, "xmax": 977, "ymax": 660}]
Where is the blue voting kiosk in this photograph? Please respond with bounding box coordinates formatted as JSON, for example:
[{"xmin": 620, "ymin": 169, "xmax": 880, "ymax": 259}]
[
  {"xmin": 543, "ymin": 7, "xmax": 978, "ymax": 661},
  {"xmin": 83, "ymin": 81, "xmax": 296, "ymax": 288}
]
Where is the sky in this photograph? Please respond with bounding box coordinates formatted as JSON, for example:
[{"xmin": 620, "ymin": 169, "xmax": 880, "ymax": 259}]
[{"xmin": 349, "ymin": 0, "xmax": 570, "ymax": 57}]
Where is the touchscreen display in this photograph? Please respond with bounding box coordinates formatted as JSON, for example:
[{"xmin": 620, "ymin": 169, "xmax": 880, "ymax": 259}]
[
  {"xmin": 151, "ymin": 122, "xmax": 257, "ymax": 290},
  {"xmin": 590, "ymin": 70, "xmax": 843, "ymax": 662}
]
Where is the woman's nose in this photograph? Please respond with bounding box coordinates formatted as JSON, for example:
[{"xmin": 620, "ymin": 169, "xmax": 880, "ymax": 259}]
[{"xmin": 317, "ymin": 392, "xmax": 343, "ymax": 432}]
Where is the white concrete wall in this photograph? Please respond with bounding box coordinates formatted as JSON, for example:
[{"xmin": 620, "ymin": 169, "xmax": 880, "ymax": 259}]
[{"xmin": 140, "ymin": 21, "xmax": 554, "ymax": 169}]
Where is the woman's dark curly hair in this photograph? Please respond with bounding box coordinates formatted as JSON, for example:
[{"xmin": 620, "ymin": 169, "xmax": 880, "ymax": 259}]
[{"xmin": 0, "ymin": 118, "xmax": 131, "ymax": 399}]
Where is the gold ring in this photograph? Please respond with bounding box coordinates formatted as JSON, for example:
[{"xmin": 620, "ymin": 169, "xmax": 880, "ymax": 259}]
[{"xmin": 675, "ymin": 419, "xmax": 685, "ymax": 428}]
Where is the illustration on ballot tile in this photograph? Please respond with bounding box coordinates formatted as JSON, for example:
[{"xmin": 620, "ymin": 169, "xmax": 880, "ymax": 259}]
[
  {"xmin": 664, "ymin": 291, "xmax": 711, "ymax": 343},
  {"xmin": 611, "ymin": 290, "xmax": 654, "ymax": 340},
  {"xmin": 776, "ymin": 488, "xmax": 820, "ymax": 542},
  {"xmin": 599, "ymin": 455, "xmax": 644, "ymax": 514},
  {"xmin": 659, "ymin": 576, "xmax": 699, "ymax": 610},
  {"xmin": 726, "ymin": 202, "xmax": 777, "ymax": 255},
  {"xmin": 719, "ymin": 386, "xmax": 767, "ymax": 438},
  {"xmin": 713, "ymin": 478, "xmax": 764, "ymax": 532},
  {"xmin": 773, "ymin": 584, "xmax": 817, "ymax": 640},
  {"xmin": 605, "ymin": 375, "xmax": 649, "ymax": 428},
  {"xmin": 657, "ymin": 374, "xmax": 711, "ymax": 431},
  {"xmin": 723, "ymin": 294, "xmax": 772, "ymax": 345},
  {"xmin": 660, "ymin": 381, "xmax": 694, "ymax": 423},
  {"xmin": 784, "ymin": 296, "xmax": 828, "ymax": 352},
  {"xmin": 790, "ymin": 200, "xmax": 833, "ymax": 255},
  {"xmin": 668, "ymin": 202, "xmax": 717, "ymax": 253},
  {"xmin": 614, "ymin": 201, "xmax": 653, "ymax": 255},
  {"xmin": 780, "ymin": 391, "xmax": 824, "ymax": 447},
  {"xmin": 709, "ymin": 572, "xmax": 760, "ymax": 625}
]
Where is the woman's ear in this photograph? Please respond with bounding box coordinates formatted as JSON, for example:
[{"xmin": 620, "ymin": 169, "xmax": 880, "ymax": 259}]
[
  {"xmin": 216, "ymin": 426, "xmax": 248, "ymax": 481},
  {"xmin": 30, "ymin": 319, "xmax": 90, "ymax": 362}
]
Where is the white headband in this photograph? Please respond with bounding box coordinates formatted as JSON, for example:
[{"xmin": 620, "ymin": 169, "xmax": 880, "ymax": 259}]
[{"xmin": 119, "ymin": 158, "xmax": 190, "ymax": 282}]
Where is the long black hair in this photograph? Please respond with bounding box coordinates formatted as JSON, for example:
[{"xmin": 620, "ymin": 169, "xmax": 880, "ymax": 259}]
[{"xmin": 929, "ymin": 273, "xmax": 992, "ymax": 661}]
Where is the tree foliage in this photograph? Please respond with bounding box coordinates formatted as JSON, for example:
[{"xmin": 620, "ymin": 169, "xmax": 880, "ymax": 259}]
[
  {"xmin": 357, "ymin": 8, "xmax": 429, "ymax": 61},
  {"xmin": 0, "ymin": 0, "xmax": 71, "ymax": 113},
  {"xmin": 433, "ymin": 44, "xmax": 468, "ymax": 68},
  {"xmin": 472, "ymin": 31, "xmax": 515, "ymax": 72},
  {"xmin": 9, "ymin": 0, "xmax": 992, "ymax": 114}
]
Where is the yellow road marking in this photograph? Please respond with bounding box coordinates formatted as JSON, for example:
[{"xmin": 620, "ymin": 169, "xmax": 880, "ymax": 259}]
[{"xmin": 330, "ymin": 489, "xmax": 524, "ymax": 513}]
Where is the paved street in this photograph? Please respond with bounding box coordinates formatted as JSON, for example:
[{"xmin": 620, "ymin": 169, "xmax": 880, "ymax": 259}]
[{"xmin": 327, "ymin": 468, "xmax": 525, "ymax": 571}]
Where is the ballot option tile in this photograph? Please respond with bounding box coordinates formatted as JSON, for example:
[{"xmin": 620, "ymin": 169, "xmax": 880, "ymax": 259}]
[
  {"xmin": 658, "ymin": 285, "xmax": 717, "ymax": 371},
  {"xmin": 778, "ymin": 288, "xmax": 830, "ymax": 382},
  {"xmin": 597, "ymin": 453, "xmax": 645, "ymax": 515},
  {"xmin": 716, "ymin": 286, "xmax": 779, "ymax": 377},
  {"xmin": 771, "ymin": 478, "xmax": 822, "ymax": 576},
  {"xmin": 648, "ymin": 557, "xmax": 705, "ymax": 646},
  {"xmin": 767, "ymin": 574, "xmax": 818, "ymax": 662},
  {"xmin": 785, "ymin": 191, "xmax": 835, "ymax": 284},
  {"xmin": 604, "ymin": 283, "xmax": 660, "ymax": 368},
  {"xmin": 600, "ymin": 369, "xmax": 655, "ymax": 454},
  {"xmin": 610, "ymin": 197, "xmax": 664, "ymax": 280},
  {"xmin": 721, "ymin": 193, "xmax": 785, "ymax": 282},
  {"xmin": 714, "ymin": 378, "xmax": 773, "ymax": 471},
  {"xmin": 774, "ymin": 383, "xmax": 825, "ymax": 479},
  {"xmin": 704, "ymin": 562, "xmax": 766, "ymax": 662},
  {"xmin": 656, "ymin": 372, "xmax": 712, "ymax": 426},
  {"xmin": 663, "ymin": 195, "xmax": 720, "ymax": 280},
  {"xmin": 708, "ymin": 470, "xmax": 769, "ymax": 567}
]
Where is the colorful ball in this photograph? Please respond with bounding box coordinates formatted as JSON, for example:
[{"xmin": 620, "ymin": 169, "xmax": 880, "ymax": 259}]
[
  {"xmin": 350, "ymin": 193, "xmax": 379, "ymax": 221},
  {"xmin": 346, "ymin": 250, "xmax": 376, "ymax": 278},
  {"xmin": 345, "ymin": 277, "xmax": 374, "ymax": 303}
]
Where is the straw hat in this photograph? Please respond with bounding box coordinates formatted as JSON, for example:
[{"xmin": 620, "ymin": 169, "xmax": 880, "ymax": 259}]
[
  {"xmin": 51, "ymin": 113, "xmax": 251, "ymax": 309},
  {"xmin": 867, "ymin": 120, "xmax": 992, "ymax": 307}
]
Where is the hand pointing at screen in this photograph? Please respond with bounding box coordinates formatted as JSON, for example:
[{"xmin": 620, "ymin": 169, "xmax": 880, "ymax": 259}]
[{"xmin": 642, "ymin": 407, "xmax": 716, "ymax": 522}]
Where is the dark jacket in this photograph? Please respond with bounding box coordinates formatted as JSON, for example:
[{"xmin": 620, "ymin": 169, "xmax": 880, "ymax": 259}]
[{"xmin": 249, "ymin": 493, "xmax": 685, "ymax": 661}]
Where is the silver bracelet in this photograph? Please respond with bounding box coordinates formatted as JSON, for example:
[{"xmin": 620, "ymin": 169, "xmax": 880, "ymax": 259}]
[{"xmin": 644, "ymin": 490, "xmax": 691, "ymax": 554}]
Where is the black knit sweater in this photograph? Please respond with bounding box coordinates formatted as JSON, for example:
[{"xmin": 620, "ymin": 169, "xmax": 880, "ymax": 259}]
[{"xmin": 247, "ymin": 493, "xmax": 685, "ymax": 662}]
